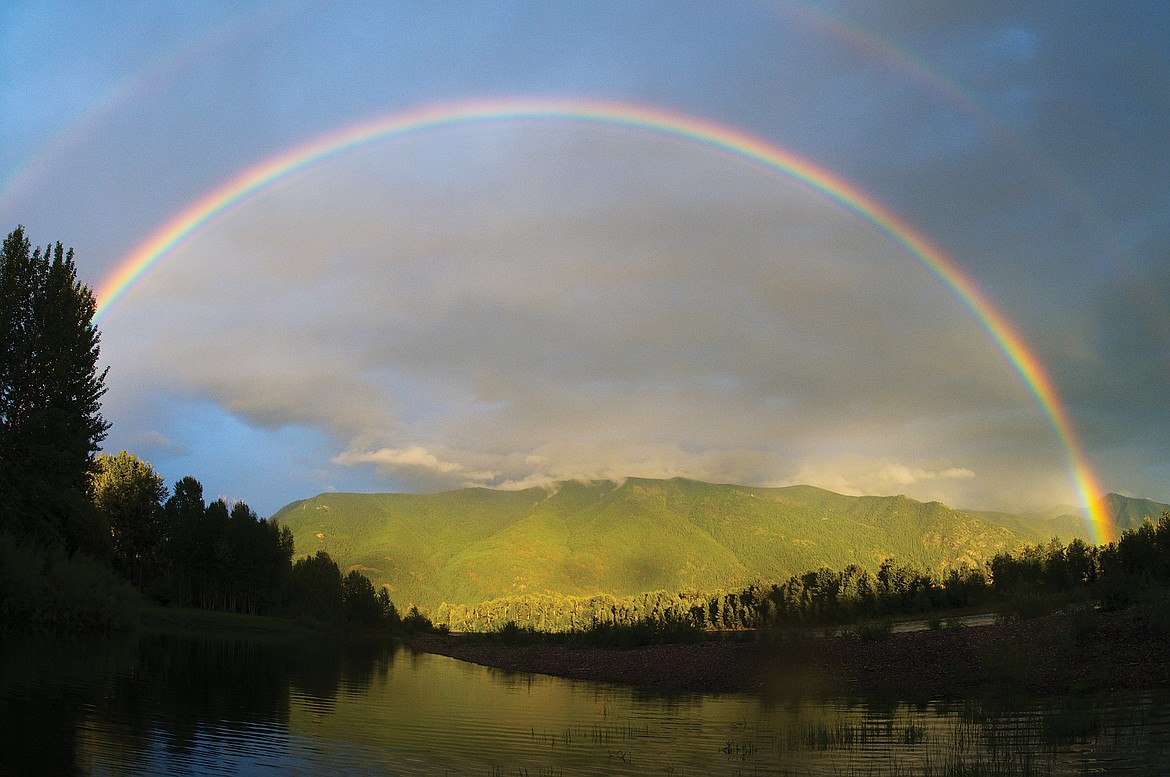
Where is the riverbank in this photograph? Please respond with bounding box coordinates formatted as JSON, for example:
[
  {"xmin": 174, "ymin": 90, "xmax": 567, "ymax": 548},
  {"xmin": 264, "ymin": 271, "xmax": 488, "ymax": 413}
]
[{"xmin": 414, "ymin": 602, "xmax": 1170, "ymax": 699}]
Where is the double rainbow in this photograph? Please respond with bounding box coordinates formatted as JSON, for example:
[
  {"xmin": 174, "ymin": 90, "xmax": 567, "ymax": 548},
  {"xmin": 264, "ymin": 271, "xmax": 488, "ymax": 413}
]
[{"xmin": 93, "ymin": 97, "xmax": 1110, "ymax": 542}]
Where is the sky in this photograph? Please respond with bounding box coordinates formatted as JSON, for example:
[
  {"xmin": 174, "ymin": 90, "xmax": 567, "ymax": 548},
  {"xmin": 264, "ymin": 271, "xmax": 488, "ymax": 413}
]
[{"xmin": 2, "ymin": 1, "xmax": 1167, "ymax": 521}]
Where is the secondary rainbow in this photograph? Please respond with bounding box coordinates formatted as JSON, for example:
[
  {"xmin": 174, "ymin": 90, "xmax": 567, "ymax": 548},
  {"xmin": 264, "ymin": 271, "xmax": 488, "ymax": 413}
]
[{"xmin": 93, "ymin": 97, "xmax": 1111, "ymax": 542}]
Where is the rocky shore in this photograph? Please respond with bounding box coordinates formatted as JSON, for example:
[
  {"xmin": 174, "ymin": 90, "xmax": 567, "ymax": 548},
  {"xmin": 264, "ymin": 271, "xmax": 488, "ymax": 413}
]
[{"xmin": 413, "ymin": 605, "xmax": 1170, "ymax": 699}]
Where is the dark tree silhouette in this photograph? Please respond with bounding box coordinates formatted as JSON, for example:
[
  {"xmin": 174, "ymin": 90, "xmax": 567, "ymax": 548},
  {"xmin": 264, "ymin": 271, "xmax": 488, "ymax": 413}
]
[
  {"xmin": 162, "ymin": 476, "xmax": 206, "ymax": 606},
  {"xmin": 288, "ymin": 551, "xmax": 345, "ymax": 623},
  {"xmin": 342, "ymin": 569, "xmax": 384, "ymax": 625},
  {"xmin": 1, "ymin": 226, "xmax": 109, "ymax": 555}
]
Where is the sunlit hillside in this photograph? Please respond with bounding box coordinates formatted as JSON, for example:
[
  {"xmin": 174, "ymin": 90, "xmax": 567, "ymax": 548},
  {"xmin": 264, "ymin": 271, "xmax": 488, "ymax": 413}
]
[{"xmin": 273, "ymin": 478, "xmax": 1161, "ymax": 613}]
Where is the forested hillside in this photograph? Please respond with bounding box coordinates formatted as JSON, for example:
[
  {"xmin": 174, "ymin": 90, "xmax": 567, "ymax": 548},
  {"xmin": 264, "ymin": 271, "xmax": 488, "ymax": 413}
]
[{"xmin": 274, "ymin": 478, "xmax": 1154, "ymax": 614}]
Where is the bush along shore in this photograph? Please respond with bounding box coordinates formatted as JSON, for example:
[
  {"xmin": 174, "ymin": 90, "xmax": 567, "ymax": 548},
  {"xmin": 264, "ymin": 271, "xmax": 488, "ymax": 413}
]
[{"xmin": 414, "ymin": 594, "xmax": 1170, "ymax": 699}]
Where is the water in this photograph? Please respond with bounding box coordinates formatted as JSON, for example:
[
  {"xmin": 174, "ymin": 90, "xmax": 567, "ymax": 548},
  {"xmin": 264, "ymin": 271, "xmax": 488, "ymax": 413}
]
[{"xmin": 2, "ymin": 632, "xmax": 1168, "ymax": 776}]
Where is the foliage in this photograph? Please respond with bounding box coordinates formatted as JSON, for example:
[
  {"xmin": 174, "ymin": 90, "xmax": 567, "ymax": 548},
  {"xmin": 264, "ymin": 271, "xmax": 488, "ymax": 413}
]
[
  {"xmin": 469, "ymin": 614, "xmax": 704, "ymax": 648},
  {"xmin": 284, "ymin": 550, "xmax": 422, "ymax": 632},
  {"xmin": 287, "ymin": 551, "xmax": 345, "ymax": 623},
  {"xmin": 166, "ymin": 494, "xmax": 294, "ymax": 615},
  {"xmin": 342, "ymin": 569, "xmax": 384, "ymax": 625},
  {"xmin": 425, "ymin": 510, "xmax": 1170, "ymax": 637},
  {"xmin": 0, "ymin": 225, "xmax": 428, "ymax": 635},
  {"xmin": 1, "ymin": 226, "xmax": 109, "ymax": 555},
  {"xmin": 401, "ymin": 604, "xmax": 435, "ymax": 633},
  {"xmin": 436, "ymin": 588, "xmax": 712, "ymax": 633},
  {"xmin": 0, "ymin": 533, "xmax": 138, "ymax": 631},
  {"xmin": 113, "ymin": 485, "xmax": 1164, "ymax": 640},
  {"xmin": 574, "ymin": 613, "xmax": 706, "ymax": 647},
  {"xmin": 86, "ymin": 467, "xmax": 295, "ymax": 616},
  {"xmin": 90, "ymin": 451, "xmax": 168, "ymax": 585},
  {"xmin": 848, "ymin": 620, "xmax": 893, "ymax": 641},
  {"xmin": 1098, "ymin": 510, "xmax": 1170, "ymax": 584}
]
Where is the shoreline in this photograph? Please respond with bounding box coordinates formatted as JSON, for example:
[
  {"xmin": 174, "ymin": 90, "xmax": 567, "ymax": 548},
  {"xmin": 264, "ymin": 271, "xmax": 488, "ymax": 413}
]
[{"xmin": 414, "ymin": 604, "xmax": 1170, "ymax": 699}]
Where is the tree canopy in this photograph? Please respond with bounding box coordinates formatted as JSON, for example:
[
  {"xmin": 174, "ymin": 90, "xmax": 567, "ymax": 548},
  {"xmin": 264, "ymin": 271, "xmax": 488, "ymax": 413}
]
[{"xmin": 90, "ymin": 451, "xmax": 168, "ymax": 585}]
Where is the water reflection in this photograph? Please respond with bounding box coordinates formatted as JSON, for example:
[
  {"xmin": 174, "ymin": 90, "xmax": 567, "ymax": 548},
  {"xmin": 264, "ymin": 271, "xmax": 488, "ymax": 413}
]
[
  {"xmin": 1, "ymin": 632, "xmax": 1168, "ymax": 775},
  {"xmin": 0, "ymin": 632, "xmax": 393, "ymax": 776}
]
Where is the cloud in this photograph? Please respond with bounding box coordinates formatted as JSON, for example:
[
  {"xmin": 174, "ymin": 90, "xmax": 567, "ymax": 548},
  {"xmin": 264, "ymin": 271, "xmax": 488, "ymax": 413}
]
[
  {"xmin": 93, "ymin": 119, "xmax": 1079, "ymax": 511},
  {"xmin": 335, "ymin": 445, "xmax": 496, "ymax": 484},
  {"xmin": 11, "ymin": 2, "xmax": 1163, "ymax": 514},
  {"xmin": 781, "ymin": 459, "xmax": 977, "ymax": 501},
  {"xmin": 128, "ymin": 429, "xmax": 190, "ymax": 460}
]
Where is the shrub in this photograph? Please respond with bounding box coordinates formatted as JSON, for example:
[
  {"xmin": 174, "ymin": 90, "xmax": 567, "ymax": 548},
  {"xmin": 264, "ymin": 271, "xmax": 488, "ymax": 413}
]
[
  {"xmin": 850, "ymin": 620, "xmax": 893, "ymax": 641},
  {"xmin": 0, "ymin": 533, "xmax": 139, "ymax": 632},
  {"xmin": 998, "ymin": 591, "xmax": 1057, "ymax": 622}
]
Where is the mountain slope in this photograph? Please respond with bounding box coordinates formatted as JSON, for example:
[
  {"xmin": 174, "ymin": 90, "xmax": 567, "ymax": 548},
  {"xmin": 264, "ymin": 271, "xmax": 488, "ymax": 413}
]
[
  {"xmin": 1099, "ymin": 493, "xmax": 1170, "ymax": 532},
  {"xmin": 273, "ymin": 478, "xmax": 1131, "ymax": 613},
  {"xmin": 963, "ymin": 508, "xmax": 1089, "ymax": 543}
]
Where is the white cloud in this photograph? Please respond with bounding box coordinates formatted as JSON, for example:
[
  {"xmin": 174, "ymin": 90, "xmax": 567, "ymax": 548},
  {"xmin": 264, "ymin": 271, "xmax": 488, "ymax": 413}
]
[
  {"xmin": 335, "ymin": 445, "xmax": 496, "ymax": 483},
  {"xmin": 780, "ymin": 459, "xmax": 976, "ymax": 501},
  {"xmin": 877, "ymin": 463, "xmax": 976, "ymax": 487}
]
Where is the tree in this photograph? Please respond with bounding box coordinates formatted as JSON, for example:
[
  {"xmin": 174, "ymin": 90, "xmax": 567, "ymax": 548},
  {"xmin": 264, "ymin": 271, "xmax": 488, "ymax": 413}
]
[
  {"xmin": 288, "ymin": 551, "xmax": 344, "ymax": 623},
  {"xmin": 1, "ymin": 226, "xmax": 109, "ymax": 553},
  {"xmin": 89, "ymin": 451, "xmax": 167, "ymax": 585},
  {"xmin": 162, "ymin": 476, "xmax": 206, "ymax": 605},
  {"xmin": 342, "ymin": 569, "xmax": 383, "ymax": 625}
]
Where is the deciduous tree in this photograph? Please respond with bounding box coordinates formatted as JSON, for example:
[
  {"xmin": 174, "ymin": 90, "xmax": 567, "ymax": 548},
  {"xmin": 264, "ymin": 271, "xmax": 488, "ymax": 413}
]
[{"xmin": 90, "ymin": 451, "xmax": 167, "ymax": 585}]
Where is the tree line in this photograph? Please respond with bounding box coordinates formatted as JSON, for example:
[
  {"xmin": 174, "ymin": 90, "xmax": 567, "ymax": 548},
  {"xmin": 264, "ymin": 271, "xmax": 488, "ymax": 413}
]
[
  {"xmin": 86, "ymin": 450, "xmax": 428, "ymax": 631},
  {"xmin": 1, "ymin": 226, "xmax": 426, "ymax": 634},
  {"xmin": 5, "ymin": 225, "xmax": 1168, "ymax": 638},
  {"xmin": 433, "ymin": 512, "xmax": 1170, "ymax": 634}
]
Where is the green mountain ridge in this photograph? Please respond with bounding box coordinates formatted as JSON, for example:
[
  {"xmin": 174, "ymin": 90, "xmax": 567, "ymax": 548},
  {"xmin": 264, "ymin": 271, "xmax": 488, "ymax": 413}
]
[
  {"xmin": 272, "ymin": 477, "xmax": 1169, "ymax": 613},
  {"xmin": 1099, "ymin": 493, "xmax": 1170, "ymax": 531}
]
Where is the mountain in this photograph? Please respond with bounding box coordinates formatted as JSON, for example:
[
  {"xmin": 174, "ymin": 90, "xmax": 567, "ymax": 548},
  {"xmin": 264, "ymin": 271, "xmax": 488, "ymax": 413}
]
[
  {"xmin": 1099, "ymin": 493, "xmax": 1170, "ymax": 532},
  {"xmin": 272, "ymin": 477, "xmax": 1124, "ymax": 613},
  {"xmin": 961, "ymin": 507, "xmax": 1088, "ymax": 543},
  {"xmin": 968, "ymin": 493, "xmax": 1170, "ymax": 544}
]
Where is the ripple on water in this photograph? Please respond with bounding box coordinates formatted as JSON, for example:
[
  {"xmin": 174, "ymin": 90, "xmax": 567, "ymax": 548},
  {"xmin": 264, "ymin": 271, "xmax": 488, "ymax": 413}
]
[{"xmin": 3, "ymin": 636, "xmax": 1170, "ymax": 775}]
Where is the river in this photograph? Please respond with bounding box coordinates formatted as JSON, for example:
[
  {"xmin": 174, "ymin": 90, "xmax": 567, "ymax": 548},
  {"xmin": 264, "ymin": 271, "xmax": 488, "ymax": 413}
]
[{"xmin": 1, "ymin": 631, "xmax": 1167, "ymax": 775}]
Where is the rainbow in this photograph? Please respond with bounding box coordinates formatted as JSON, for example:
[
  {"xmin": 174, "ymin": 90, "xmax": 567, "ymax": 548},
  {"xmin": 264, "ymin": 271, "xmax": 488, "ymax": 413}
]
[{"xmin": 93, "ymin": 97, "xmax": 1111, "ymax": 542}]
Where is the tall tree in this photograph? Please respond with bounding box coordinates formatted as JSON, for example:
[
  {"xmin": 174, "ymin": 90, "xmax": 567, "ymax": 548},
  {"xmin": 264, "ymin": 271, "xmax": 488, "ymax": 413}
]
[
  {"xmin": 288, "ymin": 551, "xmax": 344, "ymax": 623},
  {"xmin": 1, "ymin": 226, "xmax": 109, "ymax": 553},
  {"xmin": 162, "ymin": 476, "xmax": 206, "ymax": 605}
]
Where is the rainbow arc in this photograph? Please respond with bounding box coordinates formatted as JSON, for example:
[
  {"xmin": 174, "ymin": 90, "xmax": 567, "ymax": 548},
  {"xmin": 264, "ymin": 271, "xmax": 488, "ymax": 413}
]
[{"xmin": 92, "ymin": 98, "xmax": 1111, "ymax": 543}]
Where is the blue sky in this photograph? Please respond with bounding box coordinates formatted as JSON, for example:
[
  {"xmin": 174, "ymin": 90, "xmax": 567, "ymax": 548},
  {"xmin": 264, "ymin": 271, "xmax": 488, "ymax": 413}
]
[{"xmin": 2, "ymin": 1, "xmax": 1167, "ymax": 517}]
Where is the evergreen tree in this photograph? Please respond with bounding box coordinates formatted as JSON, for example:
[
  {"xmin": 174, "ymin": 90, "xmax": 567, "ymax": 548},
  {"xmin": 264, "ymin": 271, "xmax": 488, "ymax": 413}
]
[
  {"xmin": 288, "ymin": 551, "xmax": 344, "ymax": 622},
  {"xmin": 162, "ymin": 476, "xmax": 206, "ymax": 605},
  {"xmin": 1, "ymin": 226, "xmax": 109, "ymax": 554},
  {"xmin": 342, "ymin": 569, "xmax": 383, "ymax": 625}
]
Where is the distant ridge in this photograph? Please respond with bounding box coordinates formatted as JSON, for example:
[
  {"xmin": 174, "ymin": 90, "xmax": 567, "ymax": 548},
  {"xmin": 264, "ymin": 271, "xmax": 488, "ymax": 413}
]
[
  {"xmin": 1099, "ymin": 492, "xmax": 1170, "ymax": 532},
  {"xmin": 272, "ymin": 478, "xmax": 1168, "ymax": 613}
]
